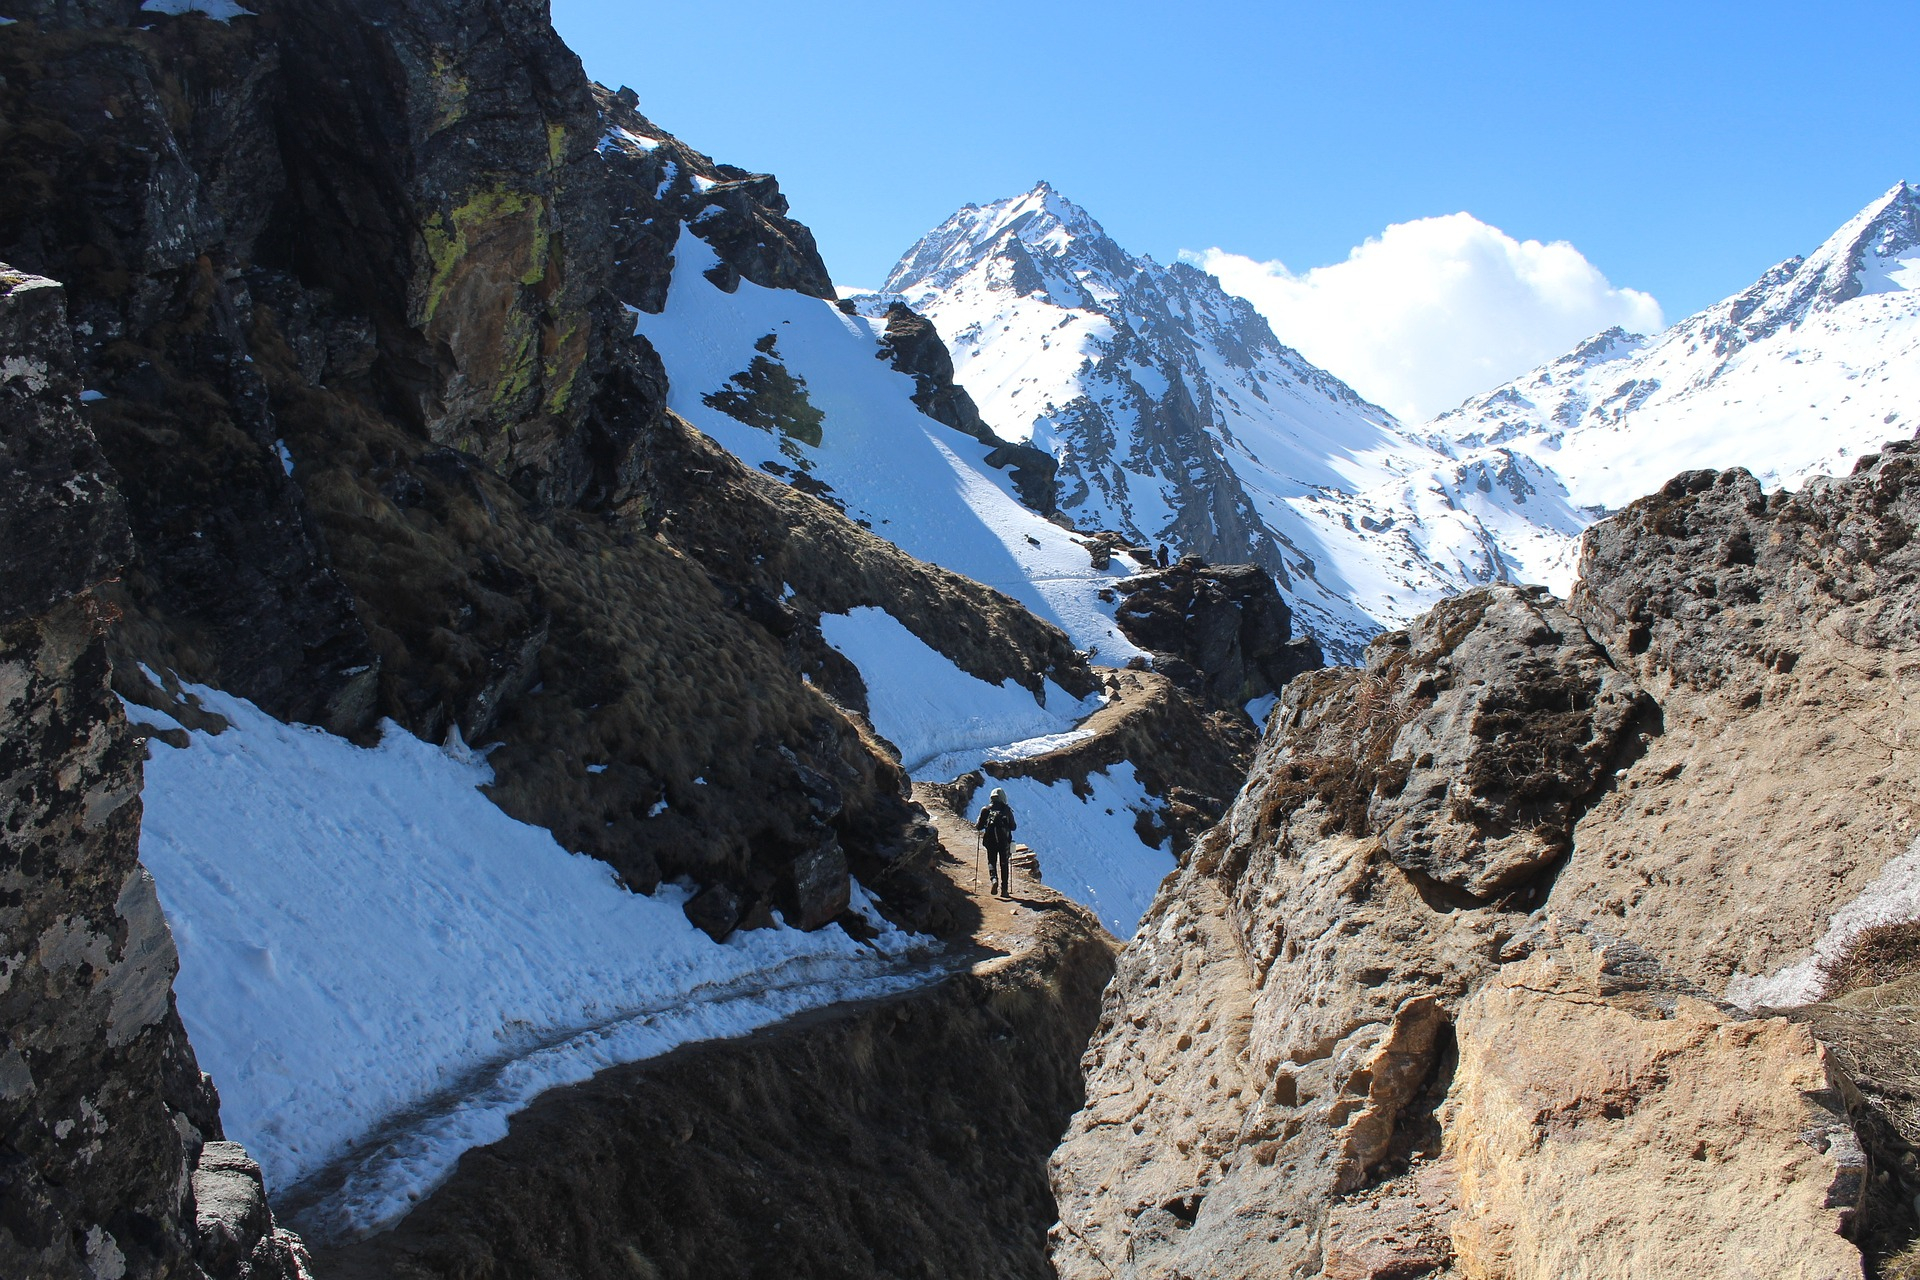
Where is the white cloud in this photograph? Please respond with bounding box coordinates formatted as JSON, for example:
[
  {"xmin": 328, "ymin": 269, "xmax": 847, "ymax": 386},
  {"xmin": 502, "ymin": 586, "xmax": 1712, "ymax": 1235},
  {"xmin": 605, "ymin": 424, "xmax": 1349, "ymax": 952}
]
[{"xmin": 1189, "ymin": 214, "xmax": 1663, "ymax": 423}]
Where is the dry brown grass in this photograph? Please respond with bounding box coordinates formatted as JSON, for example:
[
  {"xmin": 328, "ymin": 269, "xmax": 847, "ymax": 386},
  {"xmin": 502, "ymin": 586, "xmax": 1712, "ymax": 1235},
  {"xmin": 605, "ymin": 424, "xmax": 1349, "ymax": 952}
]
[
  {"xmin": 247, "ymin": 310, "xmax": 912, "ymax": 903},
  {"xmin": 1880, "ymin": 1241, "xmax": 1920, "ymax": 1280},
  {"xmin": 1823, "ymin": 921, "xmax": 1920, "ymax": 1000}
]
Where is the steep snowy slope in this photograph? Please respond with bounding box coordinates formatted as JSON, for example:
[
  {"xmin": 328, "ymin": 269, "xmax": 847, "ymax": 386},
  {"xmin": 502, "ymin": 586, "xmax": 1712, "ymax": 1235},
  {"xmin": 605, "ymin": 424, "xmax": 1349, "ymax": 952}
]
[
  {"xmin": 861, "ymin": 184, "xmax": 1589, "ymax": 649},
  {"xmin": 127, "ymin": 683, "xmax": 937, "ymax": 1241},
  {"xmin": 629, "ymin": 228, "xmax": 1146, "ymax": 665},
  {"xmin": 1429, "ymin": 182, "xmax": 1920, "ymax": 509}
]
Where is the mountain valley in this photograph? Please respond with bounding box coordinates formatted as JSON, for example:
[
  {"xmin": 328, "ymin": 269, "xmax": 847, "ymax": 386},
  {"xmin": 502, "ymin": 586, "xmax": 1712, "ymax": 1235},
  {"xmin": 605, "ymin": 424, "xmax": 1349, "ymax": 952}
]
[{"xmin": 2, "ymin": 2, "xmax": 1920, "ymax": 1279}]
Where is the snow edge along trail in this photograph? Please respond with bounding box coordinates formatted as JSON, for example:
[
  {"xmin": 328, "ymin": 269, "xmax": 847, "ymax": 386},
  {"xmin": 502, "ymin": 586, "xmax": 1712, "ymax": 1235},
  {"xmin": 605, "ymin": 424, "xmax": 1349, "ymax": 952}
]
[{"xmin": 124, "ymin": 682, "xmax": 943, "ymax": 1239}]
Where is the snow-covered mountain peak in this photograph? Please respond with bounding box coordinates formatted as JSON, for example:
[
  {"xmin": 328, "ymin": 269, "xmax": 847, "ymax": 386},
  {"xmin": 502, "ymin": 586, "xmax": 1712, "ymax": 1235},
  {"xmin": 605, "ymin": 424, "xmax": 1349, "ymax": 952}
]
[
  {"xmin": 856, "ymin": 189, "xmax": 1592, "ymax": 655},
  {"xmin": 1829, "ymin": 180, "xmax": 1920, "ymax": 298},
  {"xmin": 883, "ymin": 182, "xmax": 1136, "ymax": 306},
  {"xmin": 1428, "ymin": 181, "xmax": 1920, "ymax": 510}
]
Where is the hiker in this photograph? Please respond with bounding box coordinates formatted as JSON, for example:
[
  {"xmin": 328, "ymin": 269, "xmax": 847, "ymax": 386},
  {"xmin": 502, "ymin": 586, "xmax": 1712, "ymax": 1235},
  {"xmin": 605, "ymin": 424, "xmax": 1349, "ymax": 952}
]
[
  {"xmin": 977, "ymin": 787, "xmax": 1018, "ymax": 898},
  {"xmin": 1156, "ymin": 543, "xmax": 1170, "ymax": 567}
]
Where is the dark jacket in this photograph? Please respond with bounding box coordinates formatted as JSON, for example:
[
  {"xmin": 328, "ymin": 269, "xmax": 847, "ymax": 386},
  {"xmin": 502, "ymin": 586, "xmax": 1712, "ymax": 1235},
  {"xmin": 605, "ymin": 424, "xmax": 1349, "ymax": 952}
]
[{"xmin": 976, "ymin": 799, "xmax": 1017, "ymax": 850}]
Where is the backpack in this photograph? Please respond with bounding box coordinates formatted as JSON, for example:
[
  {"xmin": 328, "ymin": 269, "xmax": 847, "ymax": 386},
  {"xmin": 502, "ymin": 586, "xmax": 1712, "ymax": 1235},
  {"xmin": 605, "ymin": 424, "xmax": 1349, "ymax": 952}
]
[{"xmin": 983, "ymin": 804, "xmax": 1014, "ymax": 840}]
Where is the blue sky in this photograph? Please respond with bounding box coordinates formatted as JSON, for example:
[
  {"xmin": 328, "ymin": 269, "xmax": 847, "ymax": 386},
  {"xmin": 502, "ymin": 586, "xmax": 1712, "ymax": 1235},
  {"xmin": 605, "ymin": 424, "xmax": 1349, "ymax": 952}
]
[{"xmin": 552, "ymin": 0, "xmax": 1920, "ymax": 416}]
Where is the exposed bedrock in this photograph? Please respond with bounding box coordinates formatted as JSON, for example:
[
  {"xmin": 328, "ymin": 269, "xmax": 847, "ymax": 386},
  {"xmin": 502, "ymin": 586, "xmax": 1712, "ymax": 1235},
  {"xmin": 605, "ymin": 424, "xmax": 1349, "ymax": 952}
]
[
  {"xmin": 1052, "ymin": 450, "xmax": 1920, "ymax": 1279},
  {"xmin": 0, "ymin": 1, "xmax": 1100, "ymax": 930},
  {"xmin": 0, "ymin": 267, "xmax": 305, "ymax": 1279},
  {"xmin": 317, "ymin": 876, "xmax": 1117, "ymax": 1280},
  {"xmin": 868, "ymin": 300, "xmax": 1061, "ymax": 515},
  {"xmin": 1114, "ymin": 558, "xmax": 1325, "ymax": 710}
]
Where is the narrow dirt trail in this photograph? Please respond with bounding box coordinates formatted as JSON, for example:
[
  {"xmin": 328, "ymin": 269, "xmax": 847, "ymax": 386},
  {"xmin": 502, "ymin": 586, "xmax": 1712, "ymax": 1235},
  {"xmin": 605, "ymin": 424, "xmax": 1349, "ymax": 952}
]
[{"xmin": 911, "ymin": 779, "xmax": 1067, "ymax": 972}]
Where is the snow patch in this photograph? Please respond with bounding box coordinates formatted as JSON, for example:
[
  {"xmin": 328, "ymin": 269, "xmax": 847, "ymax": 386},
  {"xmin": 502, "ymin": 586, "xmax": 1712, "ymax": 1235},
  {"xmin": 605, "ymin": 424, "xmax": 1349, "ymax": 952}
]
[
  {"xmin": 993, "ymin": 764, "xmax": 1173, "ymax": 936},
  {"xmin": 819, "ymin": 606, "xmax": 1098, "ymax": 780},
  {"xmin": 140, "ymin": 0, "xmax": 255, "ymax": 19},
  {"xmin": 631, "ymin": 226, "xmax": 1148, "ymax": 662},
  {"xmin": 1724, "ymin": 837, "xmax": 1920, "ymax": 1009},
  {"xmin": 126, "ymin": 683, "xmax": 938, "ymax": 1236}
]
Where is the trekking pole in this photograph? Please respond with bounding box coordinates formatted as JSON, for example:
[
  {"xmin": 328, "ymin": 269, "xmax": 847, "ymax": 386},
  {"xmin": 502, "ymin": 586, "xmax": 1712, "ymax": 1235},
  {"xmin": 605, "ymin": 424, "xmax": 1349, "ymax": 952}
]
[{"xmin": 975, "ymin": 830, "xmax": 983, "ymax": 888}]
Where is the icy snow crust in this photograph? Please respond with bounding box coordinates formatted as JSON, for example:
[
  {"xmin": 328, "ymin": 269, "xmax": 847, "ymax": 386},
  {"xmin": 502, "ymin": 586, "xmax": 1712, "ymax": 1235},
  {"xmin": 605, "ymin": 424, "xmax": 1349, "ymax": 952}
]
[
  {"xmin": 866, "ymin": 183, "xmax": 1591, "ymax": 652},
  {"xmin": 819, "ymin": 607, "xmax": 1100, "ymax": 780},
  {"xmin": 126, "ymin": 685, "xmax": 940, "ymax": 1239},
  {"xmin": 1429, "ymin": 182, "xmax": 1920, "ymax": 511},
  {"xmin": 631, "ymin": 229, "xmax": 1146, "ymax": 665}
]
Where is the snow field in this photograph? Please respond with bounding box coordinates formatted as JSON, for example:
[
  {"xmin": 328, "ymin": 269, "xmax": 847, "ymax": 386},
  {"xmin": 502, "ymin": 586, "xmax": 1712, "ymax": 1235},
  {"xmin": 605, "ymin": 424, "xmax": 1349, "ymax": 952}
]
[
  {"xmin": 630, "ymin": 228, "xmax": 1147, "ymax": 664},
  {"xmin": 989, "ymin": 764, "xmax": 1175, "ymax": 935},
  {"xmin": 125, "ymin": 683, "xmax": 939, "ymax": 1234},
  {"xmin": 819, "ymin": 606, "xmax": 1101, "ymax": 779}
]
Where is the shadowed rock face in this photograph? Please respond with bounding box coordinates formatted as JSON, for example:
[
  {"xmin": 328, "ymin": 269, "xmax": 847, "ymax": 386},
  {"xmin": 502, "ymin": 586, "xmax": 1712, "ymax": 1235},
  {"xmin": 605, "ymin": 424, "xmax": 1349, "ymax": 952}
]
[
  {"xmin": 1115, "ymin": 559, "xmax": 1323, "ymax": 710},
  {"xmin": 1051, "ymin": 441, "xmax": 1920, "ymax": 1279},
  {"xmin": 869, "ymin": 301, "xmax": 1060, "ymax": 515},
  {"xmin": 0, "ymin": 267, "xmax": 305, "ymax": 1280},
  {"xmin": 0, "ymin": 0, "xmax": 1106, "ymax": 928}
]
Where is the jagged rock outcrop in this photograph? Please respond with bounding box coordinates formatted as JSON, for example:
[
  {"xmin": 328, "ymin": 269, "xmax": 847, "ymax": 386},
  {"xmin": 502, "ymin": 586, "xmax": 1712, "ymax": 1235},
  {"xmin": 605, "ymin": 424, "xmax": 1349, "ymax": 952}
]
[
  {"xmin": 1442, "ymin": 941, "xmax": 1864, "ymax": 1280},
  {"xmin": 1051, "ymin": 439, "xmax": 1920, "ymax": 1278},
  {"xmin": 1114, "ymin": 559, "xmax": 1324, "ymax": 709},
  {"xmin": 0, "ymin": 267, "xmax": 305, "ymax": 1279},
  {"xmin": 866, "ymin": 300, "xmax": 1059, "ymax": 514}
]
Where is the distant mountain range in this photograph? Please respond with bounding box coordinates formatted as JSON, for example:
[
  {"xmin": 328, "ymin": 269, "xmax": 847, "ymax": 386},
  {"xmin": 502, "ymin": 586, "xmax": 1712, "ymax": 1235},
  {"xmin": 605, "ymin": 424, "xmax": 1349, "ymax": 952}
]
[
  {"xmin": 855, "ymin": 183, "xmax": 1585, "ymax": 656},
  {"xmin": 1426, "ymin": 182, "xmax": 1920, "ymax": 510},
  {"xmin": 852, "ymin": 180, "xmax": 1920, "ymax": 654}
]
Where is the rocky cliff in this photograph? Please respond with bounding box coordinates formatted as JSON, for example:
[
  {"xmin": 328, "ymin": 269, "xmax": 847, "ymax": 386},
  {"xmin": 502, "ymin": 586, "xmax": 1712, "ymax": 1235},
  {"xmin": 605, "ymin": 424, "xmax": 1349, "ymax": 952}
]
[
  {"xmin": 0, "ymin": 0, "xmax": 1108, "ymax": 930},
  {"xmin": 1051, "ymin": 448, "xmax": 1920, "ymax": 1278},
  {"xmin": 0, "ymin": 1, "xmax": 1213, "ymax": 1273},
  {"xmin": 0, "ymin": 267, "xmax": 305, "ymax": 1279}
]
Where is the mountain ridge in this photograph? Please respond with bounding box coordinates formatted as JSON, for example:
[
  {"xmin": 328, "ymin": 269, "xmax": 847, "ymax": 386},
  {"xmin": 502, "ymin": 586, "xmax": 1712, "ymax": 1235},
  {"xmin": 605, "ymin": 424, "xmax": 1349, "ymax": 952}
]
[
  {"xmin": 1427, "ymin": 180, "xmax": 1920, "ymax": 510},
  {"xmin": 863, "ymin": 182, "xmax": 1591, "ymax": 656}
]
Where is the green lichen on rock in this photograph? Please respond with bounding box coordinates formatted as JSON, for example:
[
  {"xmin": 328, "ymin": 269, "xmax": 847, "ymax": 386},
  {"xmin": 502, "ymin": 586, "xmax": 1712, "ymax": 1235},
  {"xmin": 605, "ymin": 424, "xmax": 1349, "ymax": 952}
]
[
  {"xmin": 493, "ymin": 312, "xmax": 540, "ymax": 408},
  {"xmin": 541, "ymin": 315, "xmax": 587, "ymax": 414},
  {"xmin": 419, "ymin": 185, "xmax": 549, "ymax": 325},
  {"xmin": 428, "ymin": 53, "xmax": 470, "ymax": 133},
  {"xmin": 702, "ymin": 333, "xmax": 825, "ymax": 466}
]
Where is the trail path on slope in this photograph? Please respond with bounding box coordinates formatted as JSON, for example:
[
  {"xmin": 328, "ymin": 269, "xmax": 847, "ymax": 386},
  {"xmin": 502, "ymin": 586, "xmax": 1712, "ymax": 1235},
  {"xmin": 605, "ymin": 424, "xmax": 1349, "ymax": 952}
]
[
  {"xmin": 279, "ymin": 950, "xmax": 964, "ymax": 1245},
  {"xmin": 301, "ymin": 784, "xmax": 1102, "ymax": 1261}
]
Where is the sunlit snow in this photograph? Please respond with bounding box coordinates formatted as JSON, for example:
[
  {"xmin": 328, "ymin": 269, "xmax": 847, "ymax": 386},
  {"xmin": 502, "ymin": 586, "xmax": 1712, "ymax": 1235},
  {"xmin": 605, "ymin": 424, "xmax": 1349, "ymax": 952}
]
[
  {"xmin": 1430, "ymin": 182, "xmax": 1920, "ymax": 512},
  {"xmin": 127, "ymin": 684, "xmax": 939, "ymax": 1239},
  {"xmin": 631, "ymin": 227, "xmax": 1147, "ymax": 663},
  {"xmin": 819, "ymin": 606, "xmax": 1101, "ymax": 779}
]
